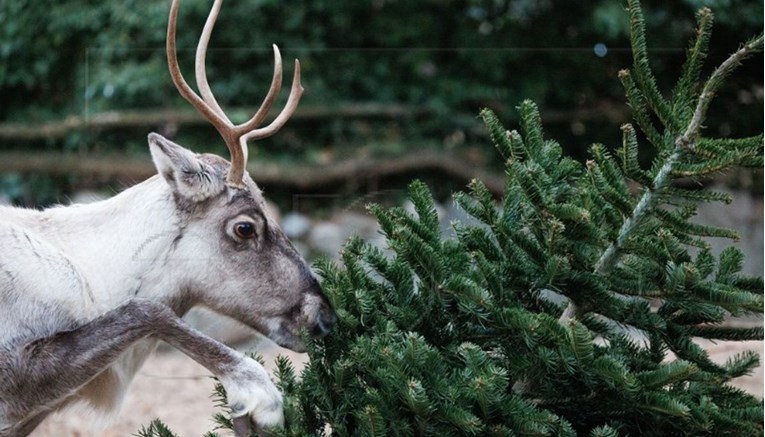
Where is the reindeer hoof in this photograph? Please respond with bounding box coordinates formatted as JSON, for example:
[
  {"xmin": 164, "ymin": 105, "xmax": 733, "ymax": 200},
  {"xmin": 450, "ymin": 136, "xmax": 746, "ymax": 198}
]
[{"xmin": 232, "ymin": 414, "xmax": 280, "ymax": 437}]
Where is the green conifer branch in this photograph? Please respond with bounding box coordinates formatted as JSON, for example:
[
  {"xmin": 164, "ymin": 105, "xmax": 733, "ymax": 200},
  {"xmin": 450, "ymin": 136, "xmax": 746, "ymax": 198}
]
[
  {"xmin": 636, "ymin": 359, "xmax": 697, "ymax": 389},
  {"xmin": 658, "ymin": 187, "xmax": 733, "ymax": 205},
  {"xmin": 619, "ymin": 70, "xmax": 667, "ymax": 150},
  {"xmin": 590, "ymin": 425, "xmax": 620, "ymax": 437},
  {"xmin": 626, "ymin": 0, "xmax": 679, "ymax": 132},
  {"xmin": 134, "ymin": 419, "xmax": 181, "ymax": 437},
  {"xmin": 480, "ymin": 108, "xmax": 520, "ymax": 162},
  {"xmin": 560, "ymin": 23, "xmax": 763, "ymax": 323},
  {"xmin": 671, "ymin": 7, "xmax": 713, "ymax": 123},
  {"xmin": 697, "ymin": 134, "xmax": 764, "ymax": 156},
  {"xmin": 723, "ymin": 350, "xmax": 761, "ymax": 378},
  {"xmin": 617, "ymin": 123, "xmax": 653, "ymax": 186},
  {"xmin": 682, "ymin": 33, "xmax": 764, "ymax": 148}
]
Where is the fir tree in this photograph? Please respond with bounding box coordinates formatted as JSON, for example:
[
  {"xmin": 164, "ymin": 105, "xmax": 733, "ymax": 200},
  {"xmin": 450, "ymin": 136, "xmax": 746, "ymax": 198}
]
[{"xmin": 139, "ymin": 1, "xmax": 763, "ymax": 436}]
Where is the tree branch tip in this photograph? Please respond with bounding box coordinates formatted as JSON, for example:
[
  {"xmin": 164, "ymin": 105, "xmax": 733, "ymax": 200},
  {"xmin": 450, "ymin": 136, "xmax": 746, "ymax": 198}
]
[{"xmin": 697, "ymin": 7, "xmax": 713, "ymax": 18}]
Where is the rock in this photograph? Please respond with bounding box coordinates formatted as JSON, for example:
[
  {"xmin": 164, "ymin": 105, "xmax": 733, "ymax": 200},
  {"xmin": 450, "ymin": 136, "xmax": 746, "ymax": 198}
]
[
  {"xmin": 281, "ymin": 212, "xmax": 312, "ymax": 239},
  {"xmin": 307, "ymin": 211, "xmax": 382, "ymax": 258},
  {"xmin": 308, "ymin": 221, "xmax": 346, "ymax": 257},
  {"xmin": 335, "ymin": 211, "xmax": 379, "ymax": 240}
]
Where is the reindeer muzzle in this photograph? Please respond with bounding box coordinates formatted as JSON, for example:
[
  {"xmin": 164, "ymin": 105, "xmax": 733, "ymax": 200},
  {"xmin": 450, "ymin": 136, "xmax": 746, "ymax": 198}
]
[{"xmin": 311, "ymin": 306, "xmax": 337, "ymax": 338}]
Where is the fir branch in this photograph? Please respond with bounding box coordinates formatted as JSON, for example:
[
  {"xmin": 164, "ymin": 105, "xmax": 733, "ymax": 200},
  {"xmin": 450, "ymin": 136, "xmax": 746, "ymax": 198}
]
[
  {"xmin": 722, "ymin": 350, "xmax": 761, "ymax": 378},
  {"xmin": 717, "ymin": 246, "xmax": 746, "ymax": 280},
  {"xmin": 685, "ymin": 325, "xmax": 763, "ymax": 342},
  {"xmin": 626, "ymin": 0, "xmax": 679, "ymax": 132},
  {"xmin": 680, "ymin": 33, "xmax": 764, "ymax": 148},
  {"xmin": 653, "ymin": 207, "xmax": 739, "ymax": 240},
  {"xmin": 453, "ymin": 178, "xmax": 500, "ymax": 227},
  {"xmin": 636, "ymin": 360, "xmax": 697, "ymax": 389},
  {"xmin": 586, "ymin": 153, "xmax": 634, "ymax": 217},
  {"xmin": 134, "ymin": 419, "xmax": 180, "ymax": 437},
  {"xmin": 590, "ymin": 425, "xmax": 620, "ymax": 437},
  {"xmin": 671, "ymin": 7, "xmax": 714, "ymax": 124},
  {"xmin": 560, "ymin": 25, "xmax": 763, "ymax": 323},
  {"xmin": 619, "ymin": 71, "xmax": 667, "ymax": 151},
  {"xmin": 696, "ymin": 134, "xmax": 764, "ymax": 156},
  {"xmin": 480, "ymin": 108, "xmax": 521, "ymax": 162},
  {"xmin": 657, "ymin": 187, "xmax": 733, "ymax": 205},
  {"xmin": 638, "ymin": 392, "xmax": 691, "ymax": 417},
  {"xmin": 617, "ymin": 123, "xmax": 652, "ymax": 186},
  {"xmin": 568, "ymin": 320, "xmax": 595, "ymax": 366},
  {"xmin": 518, "ymin": 100, "xmax": 545, "ymax": 160}
]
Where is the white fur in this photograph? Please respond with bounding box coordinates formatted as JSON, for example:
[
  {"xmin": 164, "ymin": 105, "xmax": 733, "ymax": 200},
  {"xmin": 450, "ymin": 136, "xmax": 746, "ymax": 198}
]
[{"xmin": 219, "ymin": 355, "xmax": 284, "ymax": 427}]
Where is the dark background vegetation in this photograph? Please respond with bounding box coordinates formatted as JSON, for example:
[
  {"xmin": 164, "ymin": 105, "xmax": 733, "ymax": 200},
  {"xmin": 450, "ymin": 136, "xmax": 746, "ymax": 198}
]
[{"xmin": 0, "ymin": 0, "xmax": 762, "ymax": 209}]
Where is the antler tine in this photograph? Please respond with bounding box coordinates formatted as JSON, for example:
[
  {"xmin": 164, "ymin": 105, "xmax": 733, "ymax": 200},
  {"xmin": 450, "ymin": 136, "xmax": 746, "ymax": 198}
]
[
  {"xmin": 194, "ymin": 0, "xmax": 231, "ymax": 124},
  {"xmin": 168, "ymin": 0, "xmax": 245, "ymax": 188},
  {"xmin": 240, "ymin": 58, "xmax": 304, "ymax": 142},
  {"xmin": 229, "ymin": 49, "xmax": 303, "ymax": 186},
  {"xmin": 166, "ymin": 0, "xmax": 229, "ymax": 129},
  {"xmin": 237, "ymin": 45, "xmax": 284, "ymax": 132}
]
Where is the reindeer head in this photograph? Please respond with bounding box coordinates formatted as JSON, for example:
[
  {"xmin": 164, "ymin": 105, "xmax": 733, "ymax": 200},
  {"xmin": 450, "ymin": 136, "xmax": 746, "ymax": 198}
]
[{"xmin": 152, "ymin": 0, "xmax": 335, "ymax": 352}]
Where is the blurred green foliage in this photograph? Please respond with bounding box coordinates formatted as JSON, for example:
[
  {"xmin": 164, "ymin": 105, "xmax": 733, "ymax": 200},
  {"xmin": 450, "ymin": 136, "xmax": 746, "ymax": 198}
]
[{"xmin": 0, "ymin": 0, "xmax": 762, "ymax": 205}]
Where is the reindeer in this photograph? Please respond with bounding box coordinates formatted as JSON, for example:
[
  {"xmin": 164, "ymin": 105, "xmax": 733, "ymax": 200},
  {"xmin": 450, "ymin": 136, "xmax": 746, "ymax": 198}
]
[{"xmin": 0, "ymin": 1, "xmax": 336, "ymax": 436}]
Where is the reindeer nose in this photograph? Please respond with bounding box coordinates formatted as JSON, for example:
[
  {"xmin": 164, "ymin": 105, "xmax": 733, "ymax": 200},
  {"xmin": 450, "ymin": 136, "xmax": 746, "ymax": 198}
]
[{"xmin": 312, "ymin": 306, "xmax": 337, "ymax": 338}]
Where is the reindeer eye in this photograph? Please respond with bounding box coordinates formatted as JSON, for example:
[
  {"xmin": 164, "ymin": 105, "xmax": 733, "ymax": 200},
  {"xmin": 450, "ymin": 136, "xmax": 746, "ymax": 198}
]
[{"xmin": 233, "ymin": 221, "xmax": 256, "ymax": 239}]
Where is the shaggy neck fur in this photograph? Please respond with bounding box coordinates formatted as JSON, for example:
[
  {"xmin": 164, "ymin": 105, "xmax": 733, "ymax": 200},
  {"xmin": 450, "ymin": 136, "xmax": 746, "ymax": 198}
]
[{"xmin": 1, "ymin": 176, "xmax": 191, "ymax": 316}]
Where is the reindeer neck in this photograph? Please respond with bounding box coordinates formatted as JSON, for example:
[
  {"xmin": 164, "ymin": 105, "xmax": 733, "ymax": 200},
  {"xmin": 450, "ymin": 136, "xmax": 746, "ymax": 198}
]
[{"xmin": 37, "ymin": 176, "xmax": 192, "ymax": 313}]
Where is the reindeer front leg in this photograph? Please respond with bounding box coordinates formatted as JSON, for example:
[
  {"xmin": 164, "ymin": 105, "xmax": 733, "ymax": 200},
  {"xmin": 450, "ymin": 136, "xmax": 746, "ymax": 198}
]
[
  {"xmin": 144, "ymin": 302, "xmax": 284, "ymax": 436},
  {"xmin": 15, "ymin": 299, "xmax": 279, "ymax": 437}
]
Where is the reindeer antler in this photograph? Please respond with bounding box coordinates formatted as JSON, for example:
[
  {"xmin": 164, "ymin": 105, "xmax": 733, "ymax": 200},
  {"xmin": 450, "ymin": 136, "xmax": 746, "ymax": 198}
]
[{"xmin": 167, "ymin": 0, "xmax": 304, "ymax": 188}]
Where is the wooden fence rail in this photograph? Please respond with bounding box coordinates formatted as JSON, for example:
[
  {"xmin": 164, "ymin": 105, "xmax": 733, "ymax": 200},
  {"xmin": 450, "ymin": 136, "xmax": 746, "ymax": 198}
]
[
  {"xmin": 0, "ymin": 103, "xmax": 629, "ymax": 140},
  {"xmin": 0, "ymin": 149, "xmax": 506, "ymax": 195},
  {"xmin": 0, "ymin": 103, "xmax": 431, "ymax": 140}
]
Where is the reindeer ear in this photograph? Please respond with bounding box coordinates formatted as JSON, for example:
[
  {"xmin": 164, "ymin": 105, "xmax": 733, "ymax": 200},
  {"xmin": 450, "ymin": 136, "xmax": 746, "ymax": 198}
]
[{"xmin": 148, "ymin": 133, "xmax": 225, "ymax": 201}]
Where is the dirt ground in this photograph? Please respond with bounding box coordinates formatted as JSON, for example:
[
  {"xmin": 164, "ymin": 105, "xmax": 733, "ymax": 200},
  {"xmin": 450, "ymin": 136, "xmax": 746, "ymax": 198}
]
[{"xmin": 30, "ymin": 333, "xmax": 762, "ymax": 437}]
